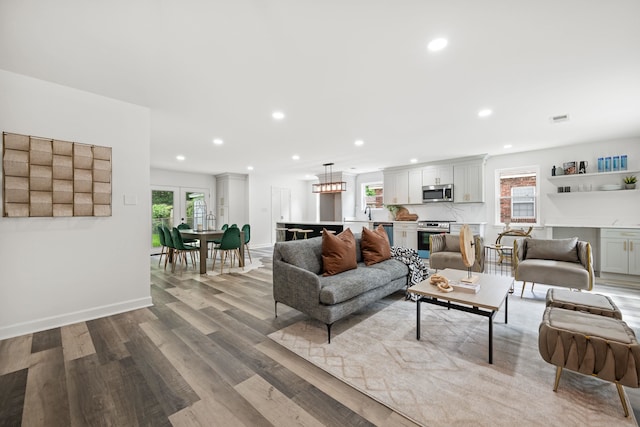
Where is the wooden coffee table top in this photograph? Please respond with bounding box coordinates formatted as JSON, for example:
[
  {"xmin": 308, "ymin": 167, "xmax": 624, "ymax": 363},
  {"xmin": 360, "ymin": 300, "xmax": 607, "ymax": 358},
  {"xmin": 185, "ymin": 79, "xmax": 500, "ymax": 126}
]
[{"xmin": 408, "ymin": 268, "xmax": 514, "ymax": 311}]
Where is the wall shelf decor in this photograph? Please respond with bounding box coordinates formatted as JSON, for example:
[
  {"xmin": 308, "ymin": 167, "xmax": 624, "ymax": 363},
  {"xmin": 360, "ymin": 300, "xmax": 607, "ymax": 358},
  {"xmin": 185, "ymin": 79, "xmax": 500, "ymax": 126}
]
[{"xmin": 2, "ymin": 132, "xmax": 112, "ymax": 217}]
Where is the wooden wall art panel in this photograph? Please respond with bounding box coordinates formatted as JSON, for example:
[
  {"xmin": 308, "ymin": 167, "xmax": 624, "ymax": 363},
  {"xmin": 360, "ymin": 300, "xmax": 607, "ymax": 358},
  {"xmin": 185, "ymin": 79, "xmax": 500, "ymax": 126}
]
[{"xmin": 2, "ymin": 132, "xmax": 112, "ymax": 217}]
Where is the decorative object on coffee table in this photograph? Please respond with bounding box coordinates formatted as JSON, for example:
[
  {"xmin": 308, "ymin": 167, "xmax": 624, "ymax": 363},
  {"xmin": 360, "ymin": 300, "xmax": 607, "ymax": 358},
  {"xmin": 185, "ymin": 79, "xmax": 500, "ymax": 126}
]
[{"xmin": 459, "ymin": 224, "xmax": 479, "ymax": 283}]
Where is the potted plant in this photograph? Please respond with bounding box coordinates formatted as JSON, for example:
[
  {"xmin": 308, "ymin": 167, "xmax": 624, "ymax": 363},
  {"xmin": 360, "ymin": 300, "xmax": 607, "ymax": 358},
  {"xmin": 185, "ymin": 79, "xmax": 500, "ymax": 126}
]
[{"xmin": 624, "ymin": 175, "xmax": 637, "ymax": 189}]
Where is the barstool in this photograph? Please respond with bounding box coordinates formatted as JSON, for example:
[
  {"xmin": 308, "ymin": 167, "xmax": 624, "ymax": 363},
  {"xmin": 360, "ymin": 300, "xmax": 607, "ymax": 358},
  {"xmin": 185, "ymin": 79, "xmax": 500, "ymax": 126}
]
[
  {"xmin": 288, "ymin": 228, "xmax": 302, "ymax": 240},
  {"xmin": 299, "ymin": 229, "xmax": 313, "ymax": 239}
]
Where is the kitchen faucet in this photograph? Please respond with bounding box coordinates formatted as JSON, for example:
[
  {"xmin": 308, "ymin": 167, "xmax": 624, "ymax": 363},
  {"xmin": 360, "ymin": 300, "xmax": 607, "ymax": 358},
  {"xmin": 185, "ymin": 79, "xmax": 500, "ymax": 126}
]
[{"xmin": 364, "ymin": 206, "xmax": 372, "ymax": 220}]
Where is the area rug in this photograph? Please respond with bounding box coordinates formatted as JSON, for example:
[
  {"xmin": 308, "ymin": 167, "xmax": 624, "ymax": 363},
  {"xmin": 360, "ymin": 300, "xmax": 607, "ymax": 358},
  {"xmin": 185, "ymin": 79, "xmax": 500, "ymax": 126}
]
[
  {"xmin": 269, "ymin": 291, "xmax": 637, "ymax": 427},
  {"xmin": 204, "ymin": 257, "xmax": 263, "ymax": 276}
]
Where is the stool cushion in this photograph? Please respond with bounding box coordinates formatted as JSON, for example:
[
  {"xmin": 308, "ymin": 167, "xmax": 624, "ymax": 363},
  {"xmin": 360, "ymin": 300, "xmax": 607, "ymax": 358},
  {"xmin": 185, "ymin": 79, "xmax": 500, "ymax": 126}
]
[
  {"xmin": 545, "ymin": 289, "xmax": 623, "ymax": 319},
  {"xmin": 539, "ymin": 307, "xmax": 640, "ymax": 387}
]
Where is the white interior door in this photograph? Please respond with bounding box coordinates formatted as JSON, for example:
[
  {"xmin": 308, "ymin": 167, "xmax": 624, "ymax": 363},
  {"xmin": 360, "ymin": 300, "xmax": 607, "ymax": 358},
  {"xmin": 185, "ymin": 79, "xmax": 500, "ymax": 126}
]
[{"xmin": 271, "ymin": 187, "xmax": 291, "ymax": 243}]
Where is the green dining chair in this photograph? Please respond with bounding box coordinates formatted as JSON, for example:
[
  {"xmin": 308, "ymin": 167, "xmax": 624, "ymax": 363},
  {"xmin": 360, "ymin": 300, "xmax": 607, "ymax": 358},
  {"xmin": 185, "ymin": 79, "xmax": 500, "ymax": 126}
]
[
  {"xmin": 209, "ymin": 223, "xmax": 229, "ymax": 258},
  {"xmin": 177, "ymin": 221, "xmax": 197, "ymax": 244},
  {"xmin": 172, "ymin": 227, "xmax": 200, "ymax": 271},
  {"xmin": 161, "ymin": 225, "xmax": 176, "ymax": 271},
  {"xmin": 157, "ymin": 225, "xmax": 169, "ymax": 267},
  {"xmin": 241, "ymin": 224, "xmax": 252, "ymax": 263},
  {"xmin": 212, "ymin": 226, "xmax": 241, "ymax": 274}
]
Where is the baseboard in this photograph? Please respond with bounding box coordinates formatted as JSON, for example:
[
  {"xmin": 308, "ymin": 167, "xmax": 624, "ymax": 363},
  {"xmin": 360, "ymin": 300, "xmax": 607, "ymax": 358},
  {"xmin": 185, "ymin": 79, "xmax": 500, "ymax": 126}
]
[{"xmin": 0, "ymin": 297, "xmax": 153, "ymax": 340}]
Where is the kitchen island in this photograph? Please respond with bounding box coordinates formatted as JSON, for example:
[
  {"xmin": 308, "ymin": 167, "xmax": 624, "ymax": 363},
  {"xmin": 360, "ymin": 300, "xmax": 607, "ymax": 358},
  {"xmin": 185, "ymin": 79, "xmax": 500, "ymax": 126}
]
[
  {"xmin": 275, "ymin": 221, "xmax": 344, "ymax": 241},
  {"xmin": 275, "ymin": 220, "xmax": 382, "ymax": 241}
]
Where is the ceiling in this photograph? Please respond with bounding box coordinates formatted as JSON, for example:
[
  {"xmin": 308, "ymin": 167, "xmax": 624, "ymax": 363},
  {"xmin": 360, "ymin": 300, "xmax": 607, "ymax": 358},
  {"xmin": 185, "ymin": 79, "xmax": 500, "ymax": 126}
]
[{"xmin": 1, "ymin": 1, "xmax": 640, "ymax": 180}]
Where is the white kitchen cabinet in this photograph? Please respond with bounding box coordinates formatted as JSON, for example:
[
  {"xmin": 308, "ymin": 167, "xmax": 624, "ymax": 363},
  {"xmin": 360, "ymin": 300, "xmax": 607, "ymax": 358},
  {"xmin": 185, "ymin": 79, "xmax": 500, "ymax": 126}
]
[
  {"xmin": 454, "ymin": 160, "xmax": 485, "ymax": 203},
  {"xmin": 383, "ymin": 170, "xmax": 409, "ymax": 205},
  {"xmin": 600, "ymin": 228, "xmax": 640, "ymax": 275},
  {"xmin": 393, "ymin": 222, "xmax": 417, "ymax": 250},
  {"xmin": 449, "ymin": 223, "xmax": 486, "ymax": 238},
  {"xmin": 422, "ymin": 165, "xmax": 453, "ymax": 186},
  {"xmin": 408, "ymin": 169, "xmax": 423, "ymax": 204}
]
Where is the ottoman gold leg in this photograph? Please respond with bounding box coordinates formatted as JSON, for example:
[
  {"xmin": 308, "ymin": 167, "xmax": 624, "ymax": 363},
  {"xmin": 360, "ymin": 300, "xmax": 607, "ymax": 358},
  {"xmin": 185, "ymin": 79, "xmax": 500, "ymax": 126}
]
[
  {"xmin": 616, "ymin": 383, "xmax": 630, "ymax": 417},
  {"xmin": 553, "ymin": 366, "xmax": 563, "ymax": 391}
]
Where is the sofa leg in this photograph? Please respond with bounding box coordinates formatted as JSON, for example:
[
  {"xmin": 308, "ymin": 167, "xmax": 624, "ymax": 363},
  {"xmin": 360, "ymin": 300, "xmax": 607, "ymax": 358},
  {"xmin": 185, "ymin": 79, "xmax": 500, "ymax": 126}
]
[
  {"xmin": 327, "ymin": 324, "xmax": 332, "ymax": 344},
  {"xmin": 553, "ymin": 366, "xmax": 563, "ymax": 391},
  {"xmin": 274, "ymin": 301, "xmax": 278, "ymax": 318},
  {"xmin": 617, "ymin": 383, "xmax": 630, "ymax": 417},
  {"xmin": 521, "ymin": 282, "xmax": 527, "ymax": 298}
]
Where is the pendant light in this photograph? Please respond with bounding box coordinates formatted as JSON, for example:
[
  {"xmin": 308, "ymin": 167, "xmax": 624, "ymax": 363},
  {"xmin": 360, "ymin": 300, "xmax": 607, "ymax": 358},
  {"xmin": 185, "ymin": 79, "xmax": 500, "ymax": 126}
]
[{"xmin": 312, "ymin": 162, "xmax": 347, "ymax": 193}]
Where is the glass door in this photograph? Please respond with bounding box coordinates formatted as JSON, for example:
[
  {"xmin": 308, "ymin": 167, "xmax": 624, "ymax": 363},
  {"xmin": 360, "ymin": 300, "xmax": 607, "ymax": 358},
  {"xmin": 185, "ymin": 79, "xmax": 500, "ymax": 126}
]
[
  {"xmin": 151, "ymin": 186, "xmax": 178, "ymax": 254},
  {"xmin": 183, "ymin": 190, "xmax": 207, "ymax": 230}
]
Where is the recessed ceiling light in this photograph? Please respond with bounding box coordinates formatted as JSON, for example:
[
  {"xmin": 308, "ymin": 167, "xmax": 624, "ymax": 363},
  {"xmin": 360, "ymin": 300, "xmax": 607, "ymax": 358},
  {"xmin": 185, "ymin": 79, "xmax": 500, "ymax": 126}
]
[
  {"xmin": 292, "ymin": 154, "xmax": 300, "ymax": 160},
  {"xmin": 354, "ymin": 139, "xmax": 364, "ymax": 146},
  {"xmin": 247, "ymin": 166, "xmax": 254, "ymax": 171},
  {"xmin": 272, "ymin": 111, "xmax": 285, "ymax": 120},
  {"xmin": 176, "ymin": 155, "xmax": 185, "ymax": 161},
  {"xmin": 212, "ymin": 138, "xmax": 223, "ymax": 145},
  {"xmin": 504, "ymin": 144, "xmax": 513, "ymax": 149},
  {"xmin": 427, "ymin": 38, "xmax": 448, "ymax": 52},
  {"xmin": 410, "ymin": 158, "xmax": 418, "ymax": 163},
  {"xmin": 478, "ymin": 109, "xmax": 493, "ymax": 118}
]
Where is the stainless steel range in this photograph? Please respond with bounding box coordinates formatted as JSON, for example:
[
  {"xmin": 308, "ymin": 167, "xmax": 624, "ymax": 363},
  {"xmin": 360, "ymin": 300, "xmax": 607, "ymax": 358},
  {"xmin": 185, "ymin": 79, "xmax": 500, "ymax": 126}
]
[
  {"xmin": 417, "ymin": 221, "xmax": 453, "ymax": 233},
  {"xmin": 417, "ymin": 220, "xmax": 455, "ymax": 258}
]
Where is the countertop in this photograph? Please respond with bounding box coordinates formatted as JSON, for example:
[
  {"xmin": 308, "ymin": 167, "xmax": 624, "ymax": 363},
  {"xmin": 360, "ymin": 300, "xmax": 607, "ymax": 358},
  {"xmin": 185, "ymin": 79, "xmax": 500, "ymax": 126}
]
[{"xmin": 546, "ymin": 224, "xmax": 640, "ymax": 229}]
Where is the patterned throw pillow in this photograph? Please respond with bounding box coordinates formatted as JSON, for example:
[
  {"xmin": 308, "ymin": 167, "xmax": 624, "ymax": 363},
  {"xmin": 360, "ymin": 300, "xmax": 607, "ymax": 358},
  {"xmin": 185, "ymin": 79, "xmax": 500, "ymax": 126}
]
[
  {"xmin": 322, "ymin": 228, "xmax": 357, "ymax": 276},
  {"xmin": 361, "ymin": 225, "xmax": 392, "ymax": 266}
]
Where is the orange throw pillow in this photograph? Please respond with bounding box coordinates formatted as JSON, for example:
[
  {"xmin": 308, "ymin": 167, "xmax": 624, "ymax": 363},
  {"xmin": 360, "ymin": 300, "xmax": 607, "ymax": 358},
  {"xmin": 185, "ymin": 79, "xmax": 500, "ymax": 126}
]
[
  {"xmin": 361, "ymin": 225, "xmax": 392, "ymax": 266},
  {"xmin": 322, "ymin": 228, "xmax": 357, "ymax": 276}
]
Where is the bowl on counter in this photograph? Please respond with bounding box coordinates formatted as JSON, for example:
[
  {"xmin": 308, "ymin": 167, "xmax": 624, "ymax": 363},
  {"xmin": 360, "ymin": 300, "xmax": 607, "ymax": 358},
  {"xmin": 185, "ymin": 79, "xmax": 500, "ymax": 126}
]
[{"xmin": 599, "ymin": 184, "xmax": 623, "ymax": 191}]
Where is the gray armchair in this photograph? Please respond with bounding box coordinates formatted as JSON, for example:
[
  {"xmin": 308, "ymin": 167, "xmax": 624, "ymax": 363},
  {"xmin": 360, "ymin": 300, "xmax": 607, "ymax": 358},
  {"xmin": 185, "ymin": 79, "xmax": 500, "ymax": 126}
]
[
  {"xmin": 513, "ymin": 237, "xmax": 593, "ymax": 297},
  {"xmin": 429, "ymin": 234, "xmax": 484, "ymax": 272}
]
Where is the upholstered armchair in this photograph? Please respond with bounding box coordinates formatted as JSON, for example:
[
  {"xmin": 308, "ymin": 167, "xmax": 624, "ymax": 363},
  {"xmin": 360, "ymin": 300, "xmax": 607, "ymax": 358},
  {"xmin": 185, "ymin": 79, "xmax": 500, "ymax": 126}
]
[
  {"xmin": 513, "ymin": 237, "xmax": 593, "ymax": 297},
  {"xmin": 429, "ymin": 234, "xmax": 484, "ymax": 272}
]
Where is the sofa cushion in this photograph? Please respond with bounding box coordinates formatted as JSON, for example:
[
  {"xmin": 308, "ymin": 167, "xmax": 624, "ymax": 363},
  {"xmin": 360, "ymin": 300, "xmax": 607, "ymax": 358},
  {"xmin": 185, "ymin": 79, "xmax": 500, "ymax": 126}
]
[
  {"xmin": 361, "ymin": 225, "xmax": 391, "ymax": 266},
  {"xmin": 444, "ymin": 234, "xmax": 461, "ymax": 252},
  {"xmin": 319, "ymin": 259, "xmax": 406, "ymax": 304},
  {"xmin": 517, "ymin": 259, "xmax": 590, "ymax": 289},
  {"xmin": 526, "ymin": 237, "xmax": 579, "ymax": 262},
  {"xmin": 322, "ymin": 228, "xmax": 357, "ymax": 276},
  {"xmin": 276, "ymin": 237, "xmax": 323, "ymax": 275}
]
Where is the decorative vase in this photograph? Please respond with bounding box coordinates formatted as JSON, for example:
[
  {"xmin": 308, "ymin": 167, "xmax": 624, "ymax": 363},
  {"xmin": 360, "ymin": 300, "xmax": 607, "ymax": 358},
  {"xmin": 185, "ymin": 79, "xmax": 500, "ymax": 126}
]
[{"xmin": 625, "ymin": 183, "xmax": 636, "ymax": 189}]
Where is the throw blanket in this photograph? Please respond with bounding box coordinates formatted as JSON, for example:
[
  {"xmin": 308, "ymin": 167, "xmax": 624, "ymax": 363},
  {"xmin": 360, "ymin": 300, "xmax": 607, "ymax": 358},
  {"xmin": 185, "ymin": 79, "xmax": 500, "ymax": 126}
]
[{"xmin": 391, "ymin": 246, "xmax": 429, "ymax": 296}]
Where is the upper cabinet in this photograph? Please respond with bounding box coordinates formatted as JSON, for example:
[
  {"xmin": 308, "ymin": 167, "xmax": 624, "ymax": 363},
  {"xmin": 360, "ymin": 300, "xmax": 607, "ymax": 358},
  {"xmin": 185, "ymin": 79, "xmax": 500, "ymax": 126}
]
[
  {"xmin": 408, "ymin": 169, "xmax": 423, "ymax": 204},
  {"xmin": 383, "ymin": 170, "xmax": 409, "ymax": 205},
  {"xmin": 453, "ymin": 160, "xmax": 485, "ymax": 203},
  {"xmin": 384, "ymin": 168, "xmax": 423, "ymax": 205},
  {"xmin": 422, "ymin": 165, "xmax": 453, "ymax": 186}
]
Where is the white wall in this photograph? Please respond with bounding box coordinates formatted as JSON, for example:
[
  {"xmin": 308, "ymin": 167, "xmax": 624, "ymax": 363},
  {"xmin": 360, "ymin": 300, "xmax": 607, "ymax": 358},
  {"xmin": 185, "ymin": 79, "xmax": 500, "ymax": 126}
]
[
  {"xmin": 482, "ymin": 138, "xmax": 640, "ymax": 243},
  {"xmin": 0, "ymin": 70, "xmax": 151, "ymax": 339},
  {"xmin": 247, "ymin": 173, "xmax": 310, "ymax": 247}
]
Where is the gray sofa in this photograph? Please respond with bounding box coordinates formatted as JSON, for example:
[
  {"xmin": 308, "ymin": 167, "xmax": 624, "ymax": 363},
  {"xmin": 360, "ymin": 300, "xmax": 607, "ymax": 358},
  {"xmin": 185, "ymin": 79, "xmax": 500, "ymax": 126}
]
[
  {"xmin": 513, "ymin": 237, "xmax": 594, "ymax": 297},
  {"xmin": 273, "ymin": 235, "xmax": 409, "ymax": 342}
]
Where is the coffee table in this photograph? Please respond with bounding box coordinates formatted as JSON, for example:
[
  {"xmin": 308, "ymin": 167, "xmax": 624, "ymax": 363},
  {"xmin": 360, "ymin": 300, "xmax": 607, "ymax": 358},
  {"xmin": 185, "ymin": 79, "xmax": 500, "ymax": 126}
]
[{"xmin": 407, "ymin": 268, "xmax": 514, "ymax": 364}]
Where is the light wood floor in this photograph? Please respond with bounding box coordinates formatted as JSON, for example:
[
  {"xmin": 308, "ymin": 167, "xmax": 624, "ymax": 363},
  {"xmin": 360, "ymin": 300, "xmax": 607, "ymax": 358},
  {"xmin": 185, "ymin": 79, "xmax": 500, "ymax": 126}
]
[{"xmin": 1, "ymin": 246, "xmax": 639, "ymax": 426}]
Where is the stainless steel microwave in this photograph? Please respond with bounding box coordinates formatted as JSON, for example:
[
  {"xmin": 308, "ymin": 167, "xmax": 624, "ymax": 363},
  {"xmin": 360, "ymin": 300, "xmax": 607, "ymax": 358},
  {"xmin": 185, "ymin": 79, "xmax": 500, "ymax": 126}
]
[{"xmin": 422, "ymin": 184, "xmax": 453, "ymax": 203}]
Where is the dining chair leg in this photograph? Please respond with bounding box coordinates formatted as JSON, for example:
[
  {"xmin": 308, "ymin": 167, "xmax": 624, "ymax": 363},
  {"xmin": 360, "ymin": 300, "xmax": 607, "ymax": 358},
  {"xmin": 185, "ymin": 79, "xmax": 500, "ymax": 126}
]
[
  {"xmin": 158, "ymin": 245, "xmax": 166, "ymax": 267},
  {"xmin": 244, "ymin": 244, "xmax": 252, "ymax": 263}
]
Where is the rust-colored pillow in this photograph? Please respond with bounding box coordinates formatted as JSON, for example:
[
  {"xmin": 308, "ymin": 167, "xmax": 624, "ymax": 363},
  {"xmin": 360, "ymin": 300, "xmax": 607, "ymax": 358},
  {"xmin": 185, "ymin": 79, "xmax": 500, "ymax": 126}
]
[
  {"xmin": 322, "ymin": 228, "xmax": 357, "ymax": 276},
  {"xmin": 361, "ymin": 225, "xmax": 392, "ymax": 266}
]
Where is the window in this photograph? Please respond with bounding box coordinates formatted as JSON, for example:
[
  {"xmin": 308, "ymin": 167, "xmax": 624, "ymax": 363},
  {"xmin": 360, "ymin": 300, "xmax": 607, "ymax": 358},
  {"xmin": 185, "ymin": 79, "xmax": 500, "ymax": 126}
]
[
  {"xmin": 496, "ymin": 167, "xmax": 539, "ymax": 225},
  {"xmin": 511, "ymin": 186, "xmax": 535, "ymax": 219},
  {"xmin": 362, "ymin": 182, "xmax": 384, "ymax": 209}
]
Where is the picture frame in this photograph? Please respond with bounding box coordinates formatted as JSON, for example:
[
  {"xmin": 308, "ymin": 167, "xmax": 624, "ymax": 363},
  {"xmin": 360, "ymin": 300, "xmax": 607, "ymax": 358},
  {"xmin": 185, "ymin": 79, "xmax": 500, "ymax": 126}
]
[{"xmin": 563, "ymin": 161, "xmax": 577, "ymax": 175}]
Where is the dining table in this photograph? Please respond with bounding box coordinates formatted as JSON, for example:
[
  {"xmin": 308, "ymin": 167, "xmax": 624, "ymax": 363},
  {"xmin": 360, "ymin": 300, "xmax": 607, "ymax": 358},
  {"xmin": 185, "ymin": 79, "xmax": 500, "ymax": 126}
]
[{"xmin": 179, "ymin": 229, "xmax": 245, "ymax": 274}]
